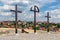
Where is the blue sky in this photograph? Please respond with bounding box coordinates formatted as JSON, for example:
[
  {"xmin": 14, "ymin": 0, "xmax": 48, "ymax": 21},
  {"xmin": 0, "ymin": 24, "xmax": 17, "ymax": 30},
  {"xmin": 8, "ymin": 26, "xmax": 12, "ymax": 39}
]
[{"xmin": 0, "ymin": 0, "xmax": 60, "ymax": 23}]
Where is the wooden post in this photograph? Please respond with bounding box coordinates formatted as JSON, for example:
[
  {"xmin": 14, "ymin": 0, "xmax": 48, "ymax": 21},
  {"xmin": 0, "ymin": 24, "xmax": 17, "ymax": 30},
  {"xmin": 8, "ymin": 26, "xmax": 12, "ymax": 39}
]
[
  {"xmin": 30, "ymin": 5, "xmax": 39, "ymax": 33},
  {"xmin": 10, "ymin": 4, "xmax": 22, "ymax": 34},
  {"xmin": 45, "ymin": 12, "xmax": 51, "ymax": 32}
]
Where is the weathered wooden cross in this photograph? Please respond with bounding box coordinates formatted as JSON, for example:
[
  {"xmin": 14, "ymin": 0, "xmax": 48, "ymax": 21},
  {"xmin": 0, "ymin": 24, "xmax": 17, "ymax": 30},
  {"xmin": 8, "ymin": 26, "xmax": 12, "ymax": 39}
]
[
  {"xmin": 45, "ymin": 12, "xmax": 51, "ymax": 32},
  {"xmin": 30, "ymin": 5, "xmax": 39, "ymax": 33},
  {"xmin": 10, "ymin": 4, "xmax": 22, "ymax": 33}
]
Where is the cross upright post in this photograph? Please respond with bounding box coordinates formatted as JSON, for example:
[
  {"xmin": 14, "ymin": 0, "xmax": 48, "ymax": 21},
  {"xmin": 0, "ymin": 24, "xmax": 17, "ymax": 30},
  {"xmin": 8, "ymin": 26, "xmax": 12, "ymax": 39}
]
[
  {"xmin": 45, "ymin": 12, "xmax": 51, "ymax": 32},
  {"xmin": 10, "ymin": 4, "xmax": 22, "ymax": 34},
  {"xmin": 30, "ymin": 5, "xmax": 39, "ymax": 33}
]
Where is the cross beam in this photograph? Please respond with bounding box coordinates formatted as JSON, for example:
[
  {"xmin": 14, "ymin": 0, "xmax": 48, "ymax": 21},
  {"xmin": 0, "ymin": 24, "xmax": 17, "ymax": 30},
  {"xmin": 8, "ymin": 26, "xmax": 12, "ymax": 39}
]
[
  {"xmin": 45, "ymin": 12, "xmax": 51, "ymax": 32},
  {"xmin": 30, "ymin": 5, "xmax": 39, "ymax": 33},
  {"xmin": 10, "ymin": 5, "xmax": 22, "ymax": 34}
]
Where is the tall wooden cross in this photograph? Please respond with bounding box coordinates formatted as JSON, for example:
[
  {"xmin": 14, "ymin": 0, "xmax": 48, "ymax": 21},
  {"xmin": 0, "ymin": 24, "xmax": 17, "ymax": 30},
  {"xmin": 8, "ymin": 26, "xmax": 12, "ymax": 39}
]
[
  {"xmin": 10, "ymin": 4, "xmax": 22, "ymax": 34},
  {"xmin": 45, "ymin": 12, "xmax": 51, "ymax": 32},
  {"xmin": 30, "ymin": 5, "xmax": 39, "ymax": 33}
]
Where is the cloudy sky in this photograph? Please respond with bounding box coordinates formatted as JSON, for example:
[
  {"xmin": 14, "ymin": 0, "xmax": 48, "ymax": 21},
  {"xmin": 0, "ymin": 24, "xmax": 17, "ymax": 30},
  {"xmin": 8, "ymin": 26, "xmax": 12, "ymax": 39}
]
[{"xmin": 0, "ymin": 0, "xmax": 60, "ymax": 23}]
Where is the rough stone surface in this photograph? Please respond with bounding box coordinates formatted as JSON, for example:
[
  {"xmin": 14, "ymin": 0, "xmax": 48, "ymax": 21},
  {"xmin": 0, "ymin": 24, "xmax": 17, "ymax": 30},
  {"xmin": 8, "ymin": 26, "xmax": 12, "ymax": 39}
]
[{"xmin": 0, "ymin": 32, "xmax": 60, "ymax": 40}]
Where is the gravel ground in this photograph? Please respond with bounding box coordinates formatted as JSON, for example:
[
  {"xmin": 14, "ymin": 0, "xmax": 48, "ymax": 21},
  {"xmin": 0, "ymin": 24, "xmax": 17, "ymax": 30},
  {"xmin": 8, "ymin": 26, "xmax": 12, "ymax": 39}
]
[
  {"xmin": 0, "ymin": 28, "xmax": 60, "ymax": 40},
  {"xmin": 0, "ymin": 32, "xmax": 60, "ymax": 40}
]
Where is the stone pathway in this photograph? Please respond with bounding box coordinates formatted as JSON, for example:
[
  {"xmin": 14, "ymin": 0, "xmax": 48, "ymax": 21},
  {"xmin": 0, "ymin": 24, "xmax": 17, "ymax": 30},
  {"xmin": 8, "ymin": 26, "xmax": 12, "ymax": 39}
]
[{"xmin": 0, "ymin": 32, "xmax": 60, "ymax": 40}]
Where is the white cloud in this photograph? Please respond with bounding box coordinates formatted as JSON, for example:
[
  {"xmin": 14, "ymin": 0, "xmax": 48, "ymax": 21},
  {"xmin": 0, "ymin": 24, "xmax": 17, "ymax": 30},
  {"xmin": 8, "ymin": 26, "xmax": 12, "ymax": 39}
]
[
  {"xmin": 0, "ymin": 0, "xmax": 56, "ymax": 11},
  {"xmin": 44, "ymin": 9, "xmax": 60, "ymax": 23},
  {"xmin": 0, "ymin": 0, "xmax": 29, "ymax": 4},
  {"xmin": 45, "ymin": 9, "xmax": 60, "ymax": 15},
  {"xmin": 26, "ymin": 14, "xmax": 34, "ymax": 18},
  {"xmin": 0, "ymin": 0, "xmax": 59, "ymax": 22},
  {"xmin": 49, "ymin": 4, "xmax": 60, "ymax": 9},
  {"xmin": 22, "ymin": 0, "xmax": 29, "ymax": 4},
  {"xmin": 3, "ymin": 5, "xmax": 10, "ymax": 9},
  {"xmin": 0, "ymin": 0, "xmax": 15, "ymax": 4},
  {"xmin": 49, "ymin": 6, "xmax": 57, "ymax": 9},
  {"xmin": 0, "ymin": 12, "xmax": 12, "ymax": 16},
  {"xmin": 36, "ymin": 13, "xmax": 42, "ymax": 17},
  {"xmin": 38, "ymin": 0, "xmax": 56, "ymax": 3},
  {"xmin": 57, "ymin": 15, "xmax": 60, "ymax": 18},
  {"xmin": 8, "ymin": 17, "xmax": 15, "ymax": 21},
  {"xmin": 0, "ymin": 5, "xmax": 15, "ymax": 10},
  {"xmin": 17, "ymin": 12, "xmax": 43, "ymax": 22},
  {"xmin": 15, "ymin": 0, "xmax": 20, "ymax": 3},
  {"xmin": 27, "ymin": 0, "xmax": 56, "ymax": 11}
]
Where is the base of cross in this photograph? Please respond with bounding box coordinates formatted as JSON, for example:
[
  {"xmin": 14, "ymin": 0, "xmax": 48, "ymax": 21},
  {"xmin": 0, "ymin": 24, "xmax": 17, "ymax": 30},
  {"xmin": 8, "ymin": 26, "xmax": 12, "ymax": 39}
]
[
  {"xmin": 47, "ymin": 28, "xmax": 49, "ymax": 32},
  {"xmin": 21, "ymin": 28, "xmax": 29, "ymax": 33}
]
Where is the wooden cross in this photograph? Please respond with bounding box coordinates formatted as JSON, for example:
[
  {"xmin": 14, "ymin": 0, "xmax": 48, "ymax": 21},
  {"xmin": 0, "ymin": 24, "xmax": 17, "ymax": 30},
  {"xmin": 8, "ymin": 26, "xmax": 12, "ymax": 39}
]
[
  {"xmin": 10, "ymin": 4, "xmax": 22, "ymax": 34},
  {"xmin": 45, "ymin": 12, "xmax": 51, "ymax": 32},
  {"xmin": 30, "ymin": 5, "xmax": 39, "ymax": 33}
]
